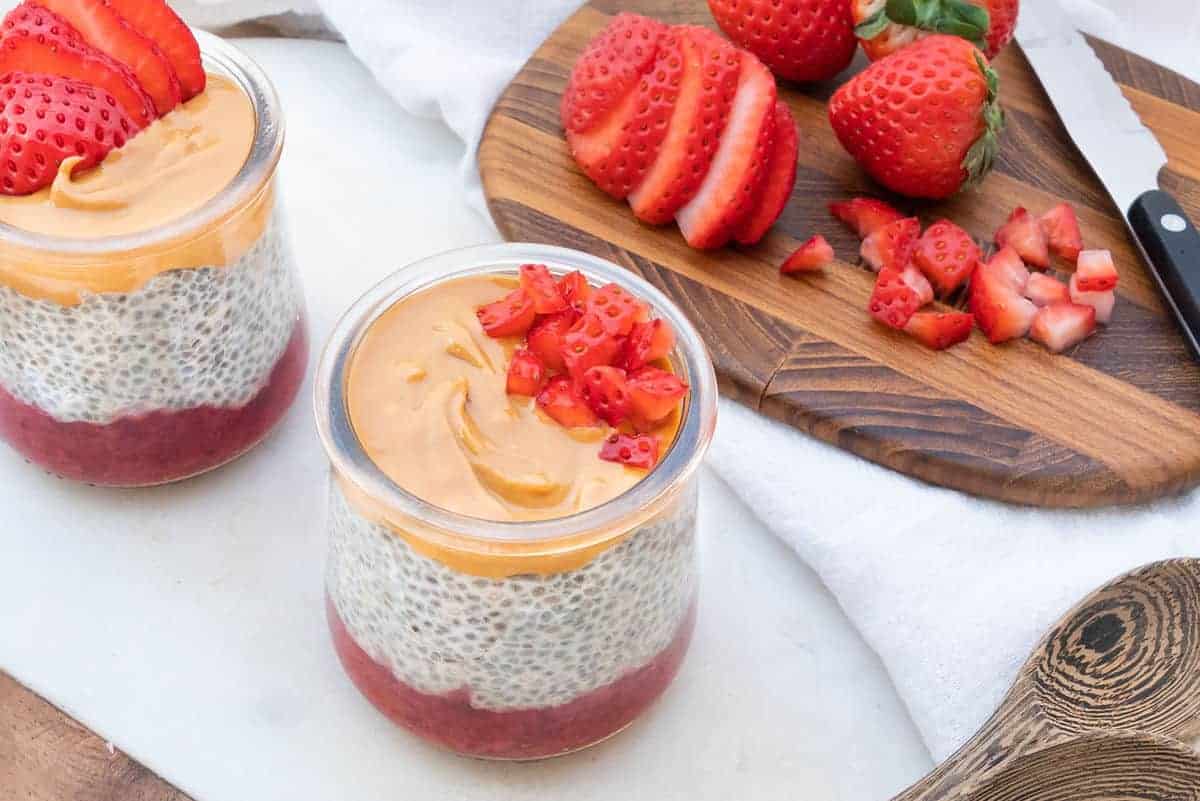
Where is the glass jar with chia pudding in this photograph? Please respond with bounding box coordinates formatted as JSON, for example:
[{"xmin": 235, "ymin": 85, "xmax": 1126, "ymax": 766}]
[
  {"xmin": 315, "ymin": 243, "xmax": 718, "ymax": 760},
  {"xmin": 0, "ymin": 31, "xmax": 306, "ymax": 486}
]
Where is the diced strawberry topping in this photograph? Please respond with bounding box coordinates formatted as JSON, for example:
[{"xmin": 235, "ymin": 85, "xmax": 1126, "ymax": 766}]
[
  {"xmin": 103, "ymin": 0, "xmax": 204, "ymax": 102},
  {"xmin": 536, "ymin": 376, "xmax": 600, "ymax": 428},
  {"xmin": 599, "ymin": 432, "xmax": 659, "ymax": 469},
  {"xmin": 969, "ymin": 258, "xmax": 1038, "ymax": 344},
  {"xmin": 476, "ymin": 289, "xmax": 537, "ymax": 338},
  {"xmin": 913, "ymin": 220, "xmax": 980, "ymax": 296},
  {"xmin": 1074, "ymin": 249, "xmax": 1119, "ymax": 292},
  {"xmin": 869, "ymin": 265, "xmax": 925, "ymax": 330},
  {"xmin": 904, "ymin": 311, "xmax": 974, "ymax": 350},
  {"xmin": 781, "ymin": 235, "xmax": 835, "ymax": 274},
  {"xmin": 526, "ymin": 311, "xmax": 577, "ymax": 372},
  {"xmin": 1069, "ymin": 274, "xmax": 1116, "ymax": 325},
  {"xmin": 506, "ymin": 348, "xmax": 547, "ymax": 397},
  {"xmin": 734, "ymin": 100, "xmax": 799, "ymax": 245},
  {"xmin": 1023, "ymin": 272, "xmax": 1071, "ymax": 307},
  {"xmin": 519, "ymin": 263, "xmax": 569, "ymax": 314},
  {"xmin": 558, "ymin": 270, "xmax": 593, "ymax": 313},
  {"xmin": 579, "ymin": 365, "xmax": 632, "ymax": 426},
  {"xmin": 829, "ymin": 197, "xmax": 905, "ymax": 238},
  {"xmin": 620, "ymin": 318, "xmax": 676, "ymax": 371},
  {"xmin": 586, "ymin": 282, "xmax": 648, "ymax": 336},
  {"xmin": 995, "ymin": 207, "xmax": 1050, "ymax": 269},
  {"xmin": 861, "ymin": 217, "xmax": 920, "ymax": 272},
  {"xmin": 560, "ymin": 12, "xmax": 666, "ymax": 135},
  {"xmin": 561, "ymin": 313, "xmax": 625, "ymax": 382},
  {"xmin": 1039, "ymin": 202, "xmax": 1084, "ymax": 261},
  {"xmin": 987, "ymin": 246, "xmax": 1030, "ymax": 294},
  {"xmin": 626, "ymin": 366, "xmax": 688, "ymax": 428},
  {"xmin": 1030, "ymin": 303, "xmax": 1096, "ymax": 353}
]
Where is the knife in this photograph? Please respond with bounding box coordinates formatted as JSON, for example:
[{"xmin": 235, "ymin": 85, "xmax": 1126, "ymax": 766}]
[{"xmin": 1017, "ymin": 1, "xmax": 1200, "ymax": 358}]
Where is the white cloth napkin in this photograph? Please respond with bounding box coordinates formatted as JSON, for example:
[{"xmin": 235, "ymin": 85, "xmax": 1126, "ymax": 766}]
[{"xmin": 174, "ymin": 0, "xmax": 1200, "ymax": 762}]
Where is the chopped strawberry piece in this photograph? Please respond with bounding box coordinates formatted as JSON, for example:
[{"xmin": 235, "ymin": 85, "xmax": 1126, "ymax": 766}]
[
  {"xmin": 558, "ymin": 270, "xmax": 593, "ymax": 313},
  {"xmin": 103, "ymin": 0, "xmax": 204, "ymax": 102},
  {"xmin": 781, "ymin": 235, "xmax": 835, "ymax": 274},
  {"xmin": 1023, "ymin": 273, "xmax": 1071, "ymax": 307},
  {"xmin": 519, "ymin": 263, "xmax": 569, "ymax": 314},
  {"xmin": 987, "ymin": 247, "xmax": 1030, "ymax": 294},
  {"xmin": 904, "ymin": 311, "xmax": 974, "ymax": 350},
  {"xmin": 476, "ymin": 289, "xmax": 537, "ymax": 338},
  {"xmin": 561, "ymin": 13, "xmax": 667, "ymax": 136},
  {"xmin": 561, "ymin": 313, "xmax": 625, "ymax": 382},
  {"xmin": 829, "ymin": 197, "xmax": 905, "ymax": 238},
  {"xmin": 586, "ymin": 282, "xmax": 648, "ymax": 337},
  {"xmin": 626, "ymin": 366, "xmax": 688, "ymax": 428},
  {"xmin": 869, "ymin": 265, "xmax": 925, "ymax": 330},
  {"xmin": 1039, "ymin": 202, "xmax": 1084, "ymax": 261},
  {"xmin": 506, "ymin": 349, "xmax": 547, "ymax": 397},
  {"xmin": 734, "ymin": 100, "xmax": 799, "ymax": 245},
  {"xmin": 899, "ymin": 263, "xmax": 935, "ymax": 307},
  {"xmin": 675, "ymin": 50, "xmax": 776, "ymax": 250},
  {"xmin": 620, "ymin": 318, "xmax": 676, "ymax": 371},
  {"xmin": 995, "ymin": 207, "xmax": 1050, "ymax": 269},
  {"xmin": 537, "ymin": 376, "xmax": 599, "ymax": 428},
  {"xmin": 861, "ymin": 217, "xmax": 920, "ymax": 272},
  {"xmin": 1069, "ymin": 274, "xmax": 1116, "ymax": 324},
  {"xmin": 969, "ymin": 259, "xmax": 1038, "ymax": 344},
  {"xmin": 579, "ymin": 365, "xmax": 632, "ymax": 426},
  {"xmin": 599, "ymin": 432, "xmax": 659, "ymax": 469},
  {"xmin": 1030, "ymin": 303, "xmax": 1096, "ymax": 353},
  {"xmin": 913, "ymin": 220, "xmax": 981, "ymax": 296},
  {"xmin": 526, "ymin": 311, "xmax": 577, "ymax": 372},
  {"xmin": 1074, "ymin": 249, "xmax": 1119, "ymax": 292}
]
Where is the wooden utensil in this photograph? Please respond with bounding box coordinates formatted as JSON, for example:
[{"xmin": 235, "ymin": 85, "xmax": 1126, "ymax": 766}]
[
  {"xmin": 479, "ymin": 0, "xmax": 1200, "ymax": 508},
  {"xmin": 892, "ymin": 559, "xmax": 1200, "ymax": 801}
]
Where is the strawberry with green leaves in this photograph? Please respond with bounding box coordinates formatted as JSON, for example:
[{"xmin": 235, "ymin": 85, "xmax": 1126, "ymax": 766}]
[
  {"xmin": 707, "ymin": 0, "xmax": 858, "ymax": 83},
  {"xmin": 852, "ymin": 0, "xmax": 1018, "ymax": 61}
]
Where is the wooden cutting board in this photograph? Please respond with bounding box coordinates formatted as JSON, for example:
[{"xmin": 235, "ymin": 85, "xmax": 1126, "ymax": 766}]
[{"xmin": 479, "ymin": 0, "xmax": 1200, "ymax": 508}]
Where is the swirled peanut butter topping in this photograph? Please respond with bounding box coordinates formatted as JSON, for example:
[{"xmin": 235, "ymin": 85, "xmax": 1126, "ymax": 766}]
[{"xmin": 346, "ymin": 275, "xmax": 673, "ymax": 523}]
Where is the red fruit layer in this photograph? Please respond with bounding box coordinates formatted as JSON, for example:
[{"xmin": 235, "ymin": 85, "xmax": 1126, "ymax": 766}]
[
  {"xmin": 328, "ymin": 594, "xmax": 698, "ymax": 761},
  {"xmin": 0, "ymin": 319, "xmax": 307, "ymax": 486}
]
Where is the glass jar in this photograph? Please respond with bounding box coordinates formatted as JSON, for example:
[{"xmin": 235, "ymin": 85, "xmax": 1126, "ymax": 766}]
[
  {"xmin": 0, "ymin": 32, "xmax": 306, "ymax": 487},
  {"xmin": 315, "ymin": 243, "xmax": 718, "ymax": 760}
]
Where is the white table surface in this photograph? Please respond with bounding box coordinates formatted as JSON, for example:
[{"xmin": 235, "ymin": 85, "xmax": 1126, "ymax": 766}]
[{"xmin": 0, "ymin": 39, "xmax": 933, "ymax": 800}]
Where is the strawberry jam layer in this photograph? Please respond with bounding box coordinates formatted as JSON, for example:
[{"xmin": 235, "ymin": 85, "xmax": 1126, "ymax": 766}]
[
  {"xmin": 0, "ymin": 318, "xmax": 307, "ymax": 486},
  {"xmin": 327, "ymin": 595, "xmax": 697, "ymax": 760}
]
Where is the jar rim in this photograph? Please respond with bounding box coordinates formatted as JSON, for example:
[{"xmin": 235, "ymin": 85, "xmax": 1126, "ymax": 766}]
[
  {"xmin": 314, "ymin": 243, "xmax": 719, "ymax": 545},
  {"xmin": 0, "ymin": 30, "xmax": 284, "ymax": 255}
]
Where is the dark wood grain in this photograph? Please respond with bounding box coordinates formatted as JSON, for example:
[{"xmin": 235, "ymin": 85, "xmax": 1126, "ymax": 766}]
[{"xmin": 479, "ymin": 0, "xmax": 1200, "ymax": 508}]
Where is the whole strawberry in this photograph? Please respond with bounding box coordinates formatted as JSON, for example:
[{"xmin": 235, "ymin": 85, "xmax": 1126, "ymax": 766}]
[
  {"xmin": 707, "ymin": 0, "xmax": 858, "ymax": 82},
  {"xmin": 851, "ymin": 0, "xmax": 1018, "ymax": 61},
  {"xmin": 0, "ymin": 71, "xmax": 135, "ymax": 195},
  {"xmin": 828, "ymin": 35, "xmax": 1005, "ymax": 199}
]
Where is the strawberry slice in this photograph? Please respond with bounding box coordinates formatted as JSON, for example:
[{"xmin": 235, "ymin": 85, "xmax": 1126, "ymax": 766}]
[
  {"xmin": 561, "ymin": 313, "xmax": 625, "ymax": 382},
  {"xmin": 861, "ymin": 216, "xmax": 920, "ymax": 272},
  {"xmin": 913, "ymin": 219, "xmax": 980, "ymax": 296},
  {"xmin": 969, "ymin": 258, "xmax": 1038, "ymax": 344},
  {"xmin": 579, "ymin": 365, "xmax": 631, "ymax": 426},
  {"xmin": 869, "ymin": 265, "xmax": 925, "ymax": 330},
  {"xmin": 561, "ymin": 13, "xmax": 667, "ymax": 136},
  {"xmin": 1030, "ymin": 303, "xmax": 1096, "ymax": 353},
  {"xmin": 1023, "ymin": 273, "xmax": 1071, "ymax": 308},
  {"xmin": 37, "ymin": 0, "xmax": 181, "ymax": 116},
  {"xmin": 674, "ymin": 50, "xmax": 776, "ymax": 250},
  {"xmin": 0, "ymin": 2, "xmax": 155, "ymax": 128},
  {"xmin": 476, "ymin": 289, "xmax": 537, "ymax": 338},
  {"xmin": 527, "ymin": 310, "xmax": 577, "ymax": 372},
  {"xmin": 620, "ymin": 318, "xmax": 676, "ymax": 371},
  {"xmin": 628, "ymin": 26, "xmax": 740, "ymax": 225},
  {"xmin": 904, "ymin": 311, "xmax": 974, "ymax": 351},
  {"xmin": 599, "ymin": 432, "xmax": 659, "ymax": 469},
  {"xmin": 506, "ymin": 349, "xmax": 547, "ymax": 397},
  {"xmin": 537, "ymin": 376, "xmax": 599, "ymax": 428},
  {"xmin": 519, "ymin": 263, "xmax": 569, "ymax": 314},
  {"xmin": 995, "ymin": 207, "xmax": 1050, "ymax": 269},
  {"xmin": 734, "ymin": 100, "xmax": 799, "ymax": 245},
  {"xmin": 103, "ymin": 0, "xmax": 204, "ymax": 102},
  {"xmin": 558, "ymin": 270, "xmax": 593, "ymax": 312},
  {"xmin": 1069, "ymin": 273, "xmax": 1116, "ymax": 324},
  {"xmin": 782, "ymin": 235, "xmax": 835, "ymax": 274},
  {"xmin": 830, "ymin": 197, "xmax": 904, "ymax": 238},
  {"xmin": 626, "ymin": 366, "xmax": 688, "ymax": 428},
  {"xmin": 987, "ymin": 246, "xmax": 1030, "ymax": 294},
  {"xmin": 586, "ymin": 282, "xmax": 648, "ymax": 337},
  {"xmin": 1074, "ymin": 249, "xmax": 1118, "ymax": 292},
  {"xmin": 1039, "ymin": 202, "xmax": 1084, "ymax": 261}
]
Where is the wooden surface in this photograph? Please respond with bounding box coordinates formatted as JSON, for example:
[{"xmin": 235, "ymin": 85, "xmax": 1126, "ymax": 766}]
[
  {"xmin": 479, "ymin": 0, "xmax": 1200, "ymax": 508},
  {"xmin": 0, "ymin": 671, "xmax": 189, "ymax": 801}
]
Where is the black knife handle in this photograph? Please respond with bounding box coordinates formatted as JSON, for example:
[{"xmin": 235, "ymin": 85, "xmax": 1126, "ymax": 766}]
[{"xmin": 1128, "ymin": 189, "xmax": 1200, "ymax": 358}]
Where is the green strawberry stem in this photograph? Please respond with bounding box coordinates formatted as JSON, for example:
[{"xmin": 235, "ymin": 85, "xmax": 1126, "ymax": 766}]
[
  {"xmin": 858, "ymin": 0, "xmax": 991, "ymax": 50},
  {"xmin": 961, "ymin": 52, "xmax": 1005, "ymax": 190}
]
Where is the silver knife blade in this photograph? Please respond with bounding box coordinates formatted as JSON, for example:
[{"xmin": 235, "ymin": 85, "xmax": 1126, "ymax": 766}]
[{"xmin": 1016, "ymin": 0, "xmax": 1167, "ymax": 216}]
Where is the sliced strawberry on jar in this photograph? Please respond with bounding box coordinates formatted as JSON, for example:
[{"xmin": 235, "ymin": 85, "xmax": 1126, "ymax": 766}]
[
  {"xmin": 913, "ymin": 219, "xmax": 980, "ymax": 296},
  {"xmin": 526, "ymin": 311, "xmax": 577, "ymax": 372},
  {"xmin": 987, "ymin": 246, "xmax": 1030, "ymax": 294},
  {"xmin": 0, "ymin": 2, "xmax": 155, "ymax": 128},
  {"xmin": 103, "ymin": 0, "xmax": 204, "ymax": 102},
  {"xmin": 1069, "ymin": 273, "xmax": 1116, "ymax": 324},
  {"xmin": 969, "ymin": 259, "xmax": 1038, "ymax": 344},
  {"xmin": 782, "ymin": 235, "xmax": 835, "ymax": 274},
  {"xmin": 830, "ymin": 197, "xmax": 904, "ymax": 238},
  {"xmin": 1023, "ymin": 272, "xmax": 1071, "ymax": 308},
  {"xmin": 868, "ymin": 265, "xmax": 924, "ymax": 330},
  {"xmin": 628, "ymin": 26, "xmax": 740, "ymax": 225},
  {"xmin": 586, "ymin": 282, "xmax": 648, "ymax": 337},
  {"xmin": 579, "ymin": 365, "xmax": 631, "ymax": 426},
  {"xmin": 599, "ymin": 432, "xmax": 659, "ymax": 469},
  {"xmin": 995, "ymin": 207, "xmax": 1050, "ymax": 269},
  {"xmin": 561, "ymin": 313, "xmax": 625, "ymax": 382},
  {"xmin": 1074, "ymin": 249, "xmax": 1119, "ymax": 292},
  {"xmin": 518, "ymin": 263, "xmax": 569, "ymax": 314},
  {"xmin": 0, "ymin": 71, "xmax": 136, "ymax": 195},
  {"xmin": 537, "ymin": 376, "xmax": 599, "ymax": 428},
  {"xmin": 674, "ymin": 49, "xmax": 776, "ymax": 250},
  {"xmin": 560, "ymin": 13, "xmax": 667, "ymax": 136},
  {"xmin": 1030, "ymin": 303, "xmax": 1097, "ymax": 353},
  {"xmin": 506, "ymin": 348, "xmax": 547, "ymax": 397},
  {"xmin": 1040, "ymin": 202, "xmax": 1084, "ymax": 262},
  {"xmin": 861, "ymin": 216, "xmax": 920, "ymax": 272},
  {"xmin": 37, "ymin": 0, "xmax": 182, "ymax": 116},
  {"xmin": 620, "ymin": 318, "xmax": 676, "ymax": 371},
  {"xmin": 476, "ymin": 289, "xmax": 537, "ymax": 338},
  {"xmin": 904, "ymin": 311, "xmax": 974, "ymax": 351},
  {"xmin": 734, "ymin": 100, "xmax": 799, "ymax": 246},
  {"xmin": 557, "ymin": 270, "xmax": 593, "ymax": 313},
  {"xmin": 626, "ymin": 366, "xmax": 688, "ymax": 428}
]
